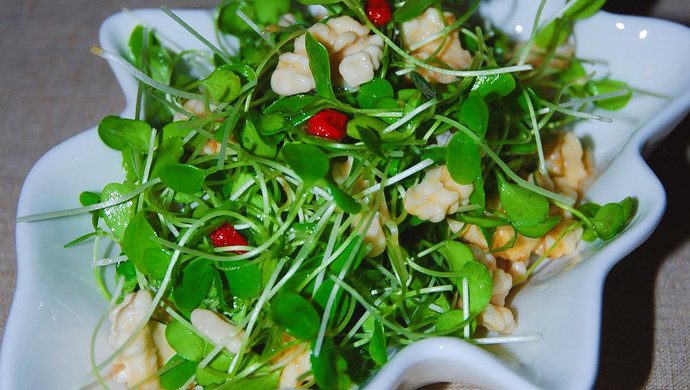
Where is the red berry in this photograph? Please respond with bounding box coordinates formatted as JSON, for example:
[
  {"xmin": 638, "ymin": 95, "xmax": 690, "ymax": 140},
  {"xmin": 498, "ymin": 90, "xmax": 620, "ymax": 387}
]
[
  {"xmin": 306, "ymin": 109, "xmax": 348, "ymax": 141},
  {"xmin": 210, "ymin": 224, "xmax": 248, "ymax": 254},
  {"xmin": 365, "ymin": 0, "xmax": 392, "ymax": 26}
]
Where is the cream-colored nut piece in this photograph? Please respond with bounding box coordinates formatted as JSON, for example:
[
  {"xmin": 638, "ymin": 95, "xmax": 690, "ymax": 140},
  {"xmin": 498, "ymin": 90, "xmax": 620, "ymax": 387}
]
[
  {"xmin": 351, "ymin": 207, "xmax": 390, "ymax": 257},
  {"xmin": 404, "ymin": 165, "xmax": 473, "ymax": 223},
  {"xmin": 491, "ymin": 225, "xmax": 539, "ymax": 264},
  {"xmin": 269, "ymin": 333, "xmax": 313, "ymax": 389},
  {"xmin": 490, "ymin": 268, "xmax": 513, "ymax": 307},
  {"xmin": 402, "ymin": 7, "xmax": 472, "ymax": 84},
  {"xmin": 477, "ymin": 303, "xmax": 517, "ymax": 334},
  {"xmin": 172, "ymin": 99, "xmax": 217, "ymax": 122},
  {"xmin": 109, "ymin": 290, "xmax": 163, "ymax": 390},
  {"xmin": 150, "ymin": 321, "xmax": 176, "ymax": 367},
  {"xmin": 270, "ymin": 53, "xmax": 315, "ymax": 96},
  {"xmin": 544, "ymin": 131, "xmax": 591, "ymax": 195},
  {"xmin": 271, "ymin": 16, "xmax": 384, "ymax": 95},
  {"xmin": 190, "ymin": 308, "xmax": 244, "ymax": 354},
  {"xmin": 533, "ymin": 217, "xmax": 584, "ymax": 258},
  {"xmin": 459, "ymin": 223, "xmax": 538, "ymax": 266},
  {"xmin": 279, "ymin": 348, "xmax": 312, "ymax": 389}
]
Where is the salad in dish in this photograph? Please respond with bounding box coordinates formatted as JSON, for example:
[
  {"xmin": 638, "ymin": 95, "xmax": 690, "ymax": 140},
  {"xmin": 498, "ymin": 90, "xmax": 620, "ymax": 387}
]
[{"xmin": 19, "ymin": 0, "xmax": 638, "ymax": 389}]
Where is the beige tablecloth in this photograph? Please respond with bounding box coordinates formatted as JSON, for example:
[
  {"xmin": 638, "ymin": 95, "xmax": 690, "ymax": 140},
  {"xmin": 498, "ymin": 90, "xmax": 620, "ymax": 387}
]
[{"xmin": 1, "ymin": 1, "xmax": 688, "ymax": 389}]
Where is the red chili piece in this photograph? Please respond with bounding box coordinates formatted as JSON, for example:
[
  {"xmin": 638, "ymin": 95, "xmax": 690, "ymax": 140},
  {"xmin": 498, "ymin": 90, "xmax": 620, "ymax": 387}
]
[
  {"xmin": 306, "ymin": 109, "xmax": 348, "ymax": 141},
  {"xmin": 365, "ymin": 0, "xmax": 392, "ymax": 27},
  {"xmin": 210, "ymin": 223, "xmax": 248, "ymax": 254}
]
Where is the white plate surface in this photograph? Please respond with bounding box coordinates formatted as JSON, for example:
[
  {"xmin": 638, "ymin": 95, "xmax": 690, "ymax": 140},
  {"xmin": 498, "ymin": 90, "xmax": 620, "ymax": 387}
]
[{"xmin": 3, "ymin": 1, "xmax": 690, "ymax": 389}]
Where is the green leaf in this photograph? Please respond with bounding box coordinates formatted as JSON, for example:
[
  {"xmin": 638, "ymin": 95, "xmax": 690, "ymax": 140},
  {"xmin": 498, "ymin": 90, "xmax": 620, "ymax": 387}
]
[
  {"xmin": 271, "ymin": 292, "xmax": 320, "ymax": 340},
  {"xmin": 128, "ymin": 25, "xmax": 145, "ymax": 67},
  {"xmin": 121, "ymin": 146, "xmax": 144, "ymax": 183},
  {"xmin": 619, "ymin": 196, "xmax": 634, "ymax": 221},
  {"xmin": 506, "ymin": 86, "xmax": 541, "ymax": 117},
  {"xmin": 497, "ymin": 174, "xmax": 549, "ymax": 226},
  {"xmin": 253, "ymin": 0, "xmax": 291, "ymax": 25},
  {"xmin": 535, "ymin": 18, "xmax": 571, "ymax": 49},
  {"xmin": 419, "ymin": 146, "xmax": 447, "ymax": 164},
  {"xmin": 196, "ymin": 366, "xmax": 226, "ymax": 387},
  {"xmin": 165, "ymin": 321, "xmax": 205, "ymax": 362},
  {"xmin": 325, "ymin": 180, "xmax": 362, "ymax": 214},
  {"xmin": 471, "ymin": 73, "xmax": 515, "ymax": 101},
  {"xmin": 470, "ymin": 176, "xmax": 486, "ymax": 211},
  {"xmin": 346, "ymin": 115, "xmax": 388, "ymax": 140},
  {"xmin": 265, "ymin": 94, "xmax": 324, "ymax": 126},
  {"xmin": 258, "ymin": 112, "xmax": 289, "ymax": 135},
  {"xmin": 356, "ymin": 78, "xmax": 394, "ymax": 109},
  {"xmin": 592, "ymin": 202, "xmax": 625, "ymax": 240},
  {"xmin": 151, "ymin": 136, "xmax": 184, "ymax": 178},
  {"xmin": 280, "ymin": 143, "xmax": 329, "ymax": 184},
  {"xmin": 202, "ymin": 67, "xmax": 242, "ymax": 103},
  {"xmin": 577, "ymin": 202, "xmax": 601, "ymax": 241},
  {"xmin": 439, "ymin": 241, "xmax": 475, "ymax": 278},
  {"xmin": 147, "ymin": 248, "xmax": 176, "ymax": 280},
  {"xmin": 459, "ymin": 261, "xmax": 493, "ymax": 315},
  {"xmin": 577, "ymin": 202, "xmax": 601, "ymax": 218},
  {"xmin": 241, "ymin": 117, "xmax": 280, "ymax": 158},
  {"xmin": 369, "ymin": 320, "xmax": 387, "ymax": 365},
  {"xmin": 446, "ymin": 132, "xmax": 481, "ymax": 185},
  {"xmin": 223, "ymin": 371, "xmax": 280, "ymax": 390},
  {"xmin": 410, "ymin": 71, "xmax": 438, "ymax": 99},
  {"xmin": 401, "ymin": 90, "xmax": 426, "ymax": 135},
  {"xmin": 305, "ymin": 32, "xmax": 335, "ymax": 100},
  {"xmin": 173, "ymin": 259, "xmax": 215, "ymax": 312},
  {"xmin": 147, "ymin": 39, "xmax": 173, "ymax": 84},
  {"xmin": 128, "ymin": 25, "xmax": 173, "ymax": 84},
  {"xmin": 98, "ymin": 115, "xmax": 152, "ymax": 152},
  {"xmin": 223, "ymin": 63, "xmax": 257, "ymax": 83},
  {"xmin": 159, "ymin": 163, "xmax": 206, "ymax": 194},
  {"xmin": 458, "ymin": 92, "xmax": 489, "ymax": 139},
  {"xmin": 393, "ymin": 0, "xmax": 438, "ymax": 22},
  {"xmin": 564, "ymin": 0, "xmax": 606, "ymax": 20},
  {"xmin": 115, "ymin": 260, "xmax": 138, "ymax": 297},
  {"xmin": 436, "ymin": 310, "xmax": 469, "ymax": 335},
  {"xmin": 356, "ymin": 125, "xmax": 384, "ymax": 157},
  {"xmin": 514, "ymin": 215, "xmax": 562, "ymax": 238},
  {"xmin": 196, "ymin": 350, "xmax": 233, "ymax": 387},
  {"xmin": 223, "ymin": 261, "xmax": 262, "ymax": 299},
  {"xmin": 560, "ymin": 60, "xmax": 587, "ymax": 84},
  {"xmin": 101, "ymin": 182, "xmax": 135, "ymax": 241},
  {"xmin": 587, "ymin": 79, "xmax": 632, "ymax": 110},
  {"xmin": 79, "ymin": 191, "xmax": 100, "ymax": 207},
  {"xmin": 159, "ymin": 355, "xmax": 197, "ymax": 390},
  {"xmin": 206, "ymin": 349, "xmax": 232, "ymax": 372},
  {"xmin": 310, "ymin": 338, "xmax": 350, "ymax": 390},
  {"xmin": 122, "ymin": 212, "xmax": 172, "ymax": 280},
  {"xmin": 216, "ymin": 1, "xmax": 256, "ymax": 34}
]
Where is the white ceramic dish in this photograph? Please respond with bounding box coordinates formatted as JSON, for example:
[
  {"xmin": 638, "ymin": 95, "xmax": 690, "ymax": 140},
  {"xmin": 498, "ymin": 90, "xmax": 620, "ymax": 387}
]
[{"xmin": 3, "ymin": 1, "xmax": 690, "ymax": 389}]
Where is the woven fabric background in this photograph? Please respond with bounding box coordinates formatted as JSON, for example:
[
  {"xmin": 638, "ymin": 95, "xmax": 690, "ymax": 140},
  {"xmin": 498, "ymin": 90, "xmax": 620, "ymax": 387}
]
[{"xmin": 1, "ymin": 1, "xmax": 687, "ymax": 389}]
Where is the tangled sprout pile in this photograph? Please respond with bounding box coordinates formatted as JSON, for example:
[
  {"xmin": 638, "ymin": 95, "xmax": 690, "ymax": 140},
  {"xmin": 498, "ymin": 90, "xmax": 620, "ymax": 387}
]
[{"xmin": 78, "ymin": 0, "xmax": 634, "ymax": 389}]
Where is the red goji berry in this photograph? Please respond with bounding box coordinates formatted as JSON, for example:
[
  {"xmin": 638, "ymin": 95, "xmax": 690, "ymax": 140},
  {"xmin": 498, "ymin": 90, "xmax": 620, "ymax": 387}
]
[
  {"xmin": 365, "ymin": 0, "xmax": 392, "ymax": 27},
  {"xmin": 306, "ymin": 109, "xmax": 348, "ymax": 141},
  {"xmin": 210, "ymin": 223, "xmax": 248, "ymax": 254}
]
